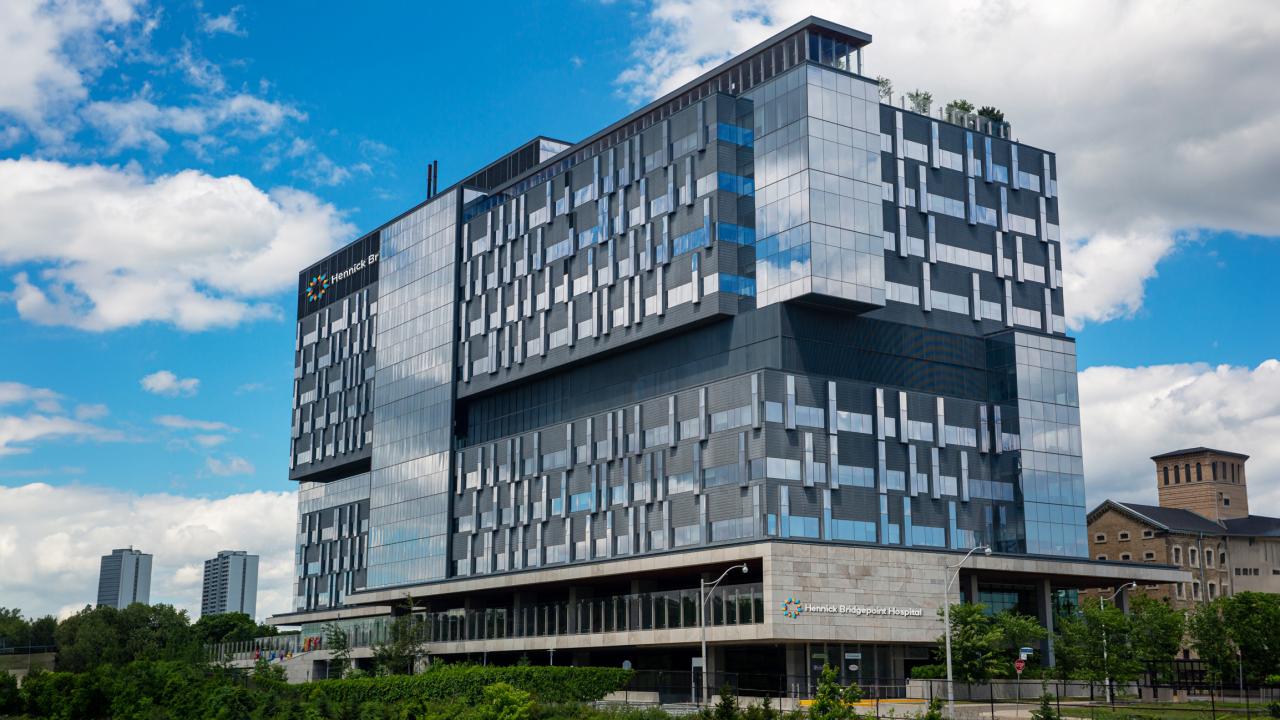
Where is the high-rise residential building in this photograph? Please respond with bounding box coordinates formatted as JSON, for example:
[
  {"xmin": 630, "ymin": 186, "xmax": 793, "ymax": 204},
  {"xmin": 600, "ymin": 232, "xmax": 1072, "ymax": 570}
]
[
  {"xmin": 1088, "ymin": 448, "xmax": 1280, "ymax": 613},
  {"xmin": 277, "ymin": 16, "xmax": 1182, "ymax": 686},
  {"xmin": 97, "ymin": 548, "xmax": 152, "ymax": 609},
  {"xmin": 201, "ymin": 550, "xmax": 260, "ymax": 618}
]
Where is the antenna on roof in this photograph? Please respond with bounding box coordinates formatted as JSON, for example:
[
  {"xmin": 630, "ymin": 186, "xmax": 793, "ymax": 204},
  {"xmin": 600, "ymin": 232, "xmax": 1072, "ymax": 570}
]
[{"xmin": 426, "ymin": 160, "xmax": 440, "ymax": 198}]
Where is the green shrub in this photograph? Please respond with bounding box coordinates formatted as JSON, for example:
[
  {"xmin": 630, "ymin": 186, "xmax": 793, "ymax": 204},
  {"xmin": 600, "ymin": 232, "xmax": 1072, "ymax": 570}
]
[
  {"xmin": 918, "ymin": 697, "xmax": 944, "ymax": 720},
  {"xmin": 0, "ymin": 671, "xmax": 20, "ymax": 715},
  {"xmin": 909, "ymin": 664, "xmax": 946, "ymax": 680},
  {"xmin": 312, "ymin": 664, "xmax": 632, "ymax": 706},
  {"xmin": 479, "ymin": 682, "xmax": 535, "ymax": 720}
]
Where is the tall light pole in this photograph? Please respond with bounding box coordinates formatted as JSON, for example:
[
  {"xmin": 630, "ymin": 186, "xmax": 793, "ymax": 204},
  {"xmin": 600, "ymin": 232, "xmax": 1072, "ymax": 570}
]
[
  {"xmin": 943, "ymin": 544, "xmax": 991, "ymax": 720},
  {"xmin": 1100, "ymin": 581, "xmax": 1136, "ymax": 705},
  {"xmin": 701, "ymin": 563, "xmax": 749, "ymax": 706}
]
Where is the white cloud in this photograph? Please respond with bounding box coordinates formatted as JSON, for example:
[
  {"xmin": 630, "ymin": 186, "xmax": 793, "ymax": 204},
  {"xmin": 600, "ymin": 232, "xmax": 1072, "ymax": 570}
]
[
  {"xmin": 200, "ymin": 6, "xmax": 246, "ymax": 37},
  {"xmin": 1079, "ymin": 359, "xmax": 1280, "ymax": 511},
  {"xmin": 276, "ymin": 137, "xmax": 371, "ymax": 187},
  {"xmin": 192, "ymin": 434, "xmax": 227, "ymax": 448},
  {"xmin": 83, "ymin": 93, "xmax": 304, "ymax": 156},
  {"xmin": 0, "ymin": 381, "xmax": 63, "ymax": 413},
  {"xmin": 0, "ymin": 483, "xmax": 295, "ymax": 621},
  {"xmin": 154, "ymin": 415, "xmax": 234, "ymax": 432},
  {"xmin": 0, "ymin": 126, "xmax": 22, "ymax": 149},
  {"xmin": 0, "ymin": 382, "xmax": 121, "ymax": 455},
  {"xmin": 0, "ymin": 0, "xmax": 143, "ymax": 142},
  {"xmin": 140, "ymin": 370, "xmax": 200, "ymax": 397},
  {"xmin": 0, "ymin": 414, "xmax": 121, "ymax": 456},
  {"xmin": 0, "ymin": 158, "xmax": 354, "ymax": 331},
  {"xmin": 614, "ymin": 0, "xmax": 1280, "ymax": 328},
  {"xmin": 74, "ymin": 403, "xmax": 109, "ymax": 420},
  {"xmin": 205, "ymin": 455, "xmax": 254, "ymax": 476},
  {"xmin": 0, "ymin": 382, "xmax": 121, "ymax": 456}
]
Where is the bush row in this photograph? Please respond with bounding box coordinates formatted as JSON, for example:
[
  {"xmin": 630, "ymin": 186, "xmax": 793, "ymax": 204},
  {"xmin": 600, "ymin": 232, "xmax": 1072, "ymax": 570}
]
[
  {"xmin": 312, "ymin": 665, "xmax": 634, "ymax": 706},
  {"xmin": 6, "ymin": 661, "xmax": 633, "ymax": 720}
]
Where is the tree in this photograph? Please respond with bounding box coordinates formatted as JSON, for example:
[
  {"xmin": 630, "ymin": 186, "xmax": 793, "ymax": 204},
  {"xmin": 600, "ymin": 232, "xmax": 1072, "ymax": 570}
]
[
  {"xmin": 808, "ymin": 664, "xmax": 856, "ymax": 720},
  {"xmin": 55, "ymin": 603, "xmax": 199, "ymax": 671},
  {"xmin": 938, "ymin": 603, "xmax": 1004, "ymax": 682},
  {"xmin": 1031, "ymin": 690, "xmax": 1059, "ymax": 720},
  {"xmin": 1220, "ymin": 592, "xmax": 1280, "ymax": 683},
  {"xmin": 1188, "ymin": 598, "xmax": 1236, "ymax": 685},
  {"xmin": 1055, "ymin": 598, "xmax": 1140, "ymax": 685},
  {"xmin": 977, "ymin": 106, "xmax": 1005, "ymax": 123},
  {"xmin": 193, "ymin": 612, "xmax": 260, "ymax": 646},
  {"xmin": 117, "ymin": 603, "xmax": 200, "ymax": 664},
  {"xmin": 0, "ymin": 671, "xmax": 19, "ymax": 715},
  {"xmin": 945, "ymin": 99, "xmax": 975, "ymax": 116},
  {"xmin": 1128, "ymin": 594, "xmax": 1184, "ymax": 678},
  {"xmin": 29, "ymin": 615, "xmax": 57, "ymax": 648},
  {"xmin": 906, "ymin": 89, "xmax": 933, "ymax": 115},
  {"xmin": 325, "ymin": 622, "xmax": 351, "ymax": 679},
  {"xmin": 713, "ymin": 683, "xmax": 739, "ymax": 720},
  {"xmin": 994, "ymin": 610, "xmax": 1047, "ymax": 660},
  {"xmin": 372, "ymin": 597, "xmax": 425, "ymax": 675},
  {"xmin": 0, "ymin": 607, "xmax": 30, "ymax": 649},
  {"xmin": 876, "ymin": 76, "xmax": 893, "ymax": 101}
]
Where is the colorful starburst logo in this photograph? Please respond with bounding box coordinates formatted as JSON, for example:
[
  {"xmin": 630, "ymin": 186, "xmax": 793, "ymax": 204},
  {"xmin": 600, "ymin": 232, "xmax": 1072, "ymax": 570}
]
[
  {"xmin": 781, "ymin": 597, "xmax": 804, "ymax": 619},
  {"xmin": 305, "ymin": 274, "xmax": 330, "ymax": 302}
]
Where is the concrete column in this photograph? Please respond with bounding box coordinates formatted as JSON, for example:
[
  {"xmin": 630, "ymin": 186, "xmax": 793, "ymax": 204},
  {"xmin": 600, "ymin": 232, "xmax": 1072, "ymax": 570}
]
[
  {"xmin": 1117, "ymin": 586, "xmax": 1131, "ymax": 615},
  {"xmin": 785, "ymin": 644, "xmax": 807, "ymax": 698},
  {"xmin": 513, "ymin": 591, "xmax": 526, "ymax": 637},
  {"xmin": 966, "ymin": 573, "xmax": 980, "ymax": 605},
  {"xmin": 1036, "ymin": 578, "xmax": 1056, "ymax": 667}
]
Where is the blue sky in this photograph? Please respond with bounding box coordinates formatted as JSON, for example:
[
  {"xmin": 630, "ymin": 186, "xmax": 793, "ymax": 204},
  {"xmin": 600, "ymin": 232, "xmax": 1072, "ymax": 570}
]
[{"xmin": 1, "ymin": 0, "xmax": 1277, "ymax": 619}]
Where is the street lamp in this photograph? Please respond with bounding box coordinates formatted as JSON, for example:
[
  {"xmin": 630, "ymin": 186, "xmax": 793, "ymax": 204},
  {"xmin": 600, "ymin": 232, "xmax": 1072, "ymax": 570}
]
[
  {"xmin": 701, "ymin": 563, "xmax": 749, "ymax": 706},
  {"xmin": 942, "ymin": 544, "xmax": 991, "ymax": 720},
  {"xmin": 1100, "ymin": 581, "xmax": 1137, "ymax": 705}
]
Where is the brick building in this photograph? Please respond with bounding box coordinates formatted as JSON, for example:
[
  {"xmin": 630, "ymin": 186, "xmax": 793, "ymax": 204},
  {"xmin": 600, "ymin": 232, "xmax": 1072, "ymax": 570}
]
[{"xmin": 1088, "ymin": 448, "xmax": 1280, "ymax": 611}]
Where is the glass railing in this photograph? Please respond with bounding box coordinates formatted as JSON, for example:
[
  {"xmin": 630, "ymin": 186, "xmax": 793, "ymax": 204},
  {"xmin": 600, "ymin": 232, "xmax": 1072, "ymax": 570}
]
[{"xmin": 209, "ymin": 582, "xmax": 764, "ymax": 660}]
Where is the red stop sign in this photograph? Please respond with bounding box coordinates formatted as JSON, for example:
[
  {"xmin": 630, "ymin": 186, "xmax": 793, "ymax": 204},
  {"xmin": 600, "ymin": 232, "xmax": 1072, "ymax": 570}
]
[{"xmin": 1014, "ymin": 659, "xmax": 1026, "ymax": 674}]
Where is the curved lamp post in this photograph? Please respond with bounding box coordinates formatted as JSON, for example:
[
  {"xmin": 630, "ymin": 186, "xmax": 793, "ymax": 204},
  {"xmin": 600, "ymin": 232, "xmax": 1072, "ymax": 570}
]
[
  {"xmin": 943, "ymin": 545, "xmax": 991, "ymax": 720},
  {"xmin": 701, "ymin": 563, "xmax": 749, "ymax": 705}
]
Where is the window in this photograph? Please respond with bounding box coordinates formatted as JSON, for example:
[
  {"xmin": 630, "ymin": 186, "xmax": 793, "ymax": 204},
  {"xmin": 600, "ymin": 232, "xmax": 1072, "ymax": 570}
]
[
  {"xmin": 711, "ymin": 404, "xmax": 747, "ymax": 430},
  {"xmin": 1224, "ymin": 497, "xmax": 1231, "ymax": 507},
  {"xmin": 1192, "ymin": 582, "xmax": 1201, "ymax": 600},
  {"xmin": 1121, "ymin": 553, "xmax": 1132, "ymax": 561},
  {"xmin": 1173, "ymin": 547, "xmax": 1182, "ymax": 565},
  {"xmin": 764, "ymin": 401, "xmax": 783, "ymax": 424},
  {"xmin": 1163, "ymin": 466, "xmax": 1170, "ymax": 486},
  {"xmin": 1142, "ymin": 529, "xmax": 1154, "ymax": 539},
  {"xmin": 1096, "ymin": 555, "xmax": 1107, "ymax": 561},
  {"xmin": 787, "ymin": 515, "xmax": 820, "ymax": 538},
  {"xmin": 765, "ymin": 457, "xmax": 802, "ymax": 482},
  {"xmin": 795, "ymin": 405, "xmax": 826, "ymax": 429},
  {"xmin": 1220, "ymin": 551, "xmax": 1227, "ymax": 566},
  {"xmin": 666, "ymin": 472, "xmax": 697, "ymax": 495},
  {"xmin": 1206, "ymin": 551, "xmax": 1214, "ymax": 568},
  {"xmin": 569, "ymin": 491, "xmax": 593, "ymax": 513},
  {"xmin": 1208, "ymin": 583, "xmax": 1217, "ymax": 599},
  {"xmin": 1118, "ymin": 531, "xmax": 1130, "ymax": 542},
  {"xmin": 1176, "ymin": 582, "xmax": 1185, "ymax": 599},
  {"xmin": 1144, "ymin": 552, "xmax": 1155, "ymax": 561},
  {"xmin": 1189, "ymin": 548, "xmax": 1199, "ymax": 566},
  {"xmin": 1095, "ymin": 533, "xmax": 1107, "ymax": 543},
  {"xmin": 678, "ymin": 417, "xmax": 700, "ymax": 440}
]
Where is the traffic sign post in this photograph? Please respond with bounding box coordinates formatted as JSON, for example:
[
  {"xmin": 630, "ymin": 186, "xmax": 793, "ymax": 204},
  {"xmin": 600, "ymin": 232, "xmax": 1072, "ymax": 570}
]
[{"xmin": 1014, "ymin": 658, "xmax": 1026, "ymax": 675}]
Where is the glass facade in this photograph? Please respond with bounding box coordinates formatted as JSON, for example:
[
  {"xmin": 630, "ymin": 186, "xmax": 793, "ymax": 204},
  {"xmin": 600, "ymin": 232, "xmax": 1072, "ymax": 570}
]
[
  {"xmin": 748, "ymin": 63, "xmax": 885, "ymax": 308},
  {"xmin": 285, "ymin": 16, "xmax": 1087, "ymax": 622},
  {"xmin": 368, "ymin": 192, "xmax": 459, "ymax": 588}
]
